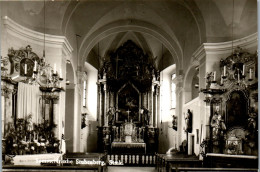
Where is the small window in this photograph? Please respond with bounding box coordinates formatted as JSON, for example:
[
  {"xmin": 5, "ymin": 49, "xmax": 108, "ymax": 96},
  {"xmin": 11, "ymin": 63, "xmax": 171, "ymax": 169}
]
[{"xmin": 83, "ymin": 80, "xmax": 87, "ymax": 107}]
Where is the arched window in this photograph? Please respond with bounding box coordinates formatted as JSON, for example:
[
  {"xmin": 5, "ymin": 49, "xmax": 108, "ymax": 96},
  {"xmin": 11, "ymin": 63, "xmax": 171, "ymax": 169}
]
[
  {"xmin": 82, "ymin": 72, "xmax": 88, "ymax": 107},
  {"xmin": 171, "ymin": 73, "xmax": 176, "ymax": 109},
  {"xmin": 83, "ymin": 80, "xmax": 87, "ymax": 107},
  {"xmin": 191, "ymin": 70, "xmax": 199, "ymax": 100}
]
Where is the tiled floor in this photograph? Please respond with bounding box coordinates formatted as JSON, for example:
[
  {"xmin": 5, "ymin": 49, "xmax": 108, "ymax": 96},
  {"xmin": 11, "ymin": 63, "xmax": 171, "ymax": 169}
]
[{"xmin": 107, "ymin": 167, "xmax": 156, "ymax": 172}]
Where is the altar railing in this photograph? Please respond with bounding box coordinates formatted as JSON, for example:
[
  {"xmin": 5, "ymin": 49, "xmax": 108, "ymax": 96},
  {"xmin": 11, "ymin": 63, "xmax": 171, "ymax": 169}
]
[{"xmin": 106, "ymin": 153, "xmax": 156, "ymax": 166}]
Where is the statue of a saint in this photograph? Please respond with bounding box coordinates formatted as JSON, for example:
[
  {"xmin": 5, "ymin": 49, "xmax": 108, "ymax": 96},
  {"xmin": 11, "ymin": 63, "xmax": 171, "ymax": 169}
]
[
  {"xmin": 184, "ymin": 109, "xmax": 192, "ymax": 133},
  {"xmin": 27, "ymin": 114, "xmax": 34, "ymax": 131},
  {"xmin": 107, "ymin": 107, "xmax": 115, "ymax": 125},
  {"xmin": 140, "ymin": 106, "xmax": 149, "ymax": 126},
  {"xmin": 210, "ymin": 106, "xmax": 226, "ymax": 141}
]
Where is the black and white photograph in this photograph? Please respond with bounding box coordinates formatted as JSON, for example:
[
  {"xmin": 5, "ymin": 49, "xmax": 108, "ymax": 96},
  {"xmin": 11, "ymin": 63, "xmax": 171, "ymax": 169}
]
[{"xmin": 0, "ymin": 0, "xmax": 258, "ymax": 171}]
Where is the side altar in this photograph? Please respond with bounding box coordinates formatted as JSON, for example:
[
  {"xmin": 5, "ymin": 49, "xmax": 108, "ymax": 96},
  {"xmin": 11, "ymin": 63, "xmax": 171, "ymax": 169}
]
[
  {"xmin": 97, "ymin": 40, "xmax": 159, "ymax": 154},
  {"xmin": 1, "ymin": 46, "xmax": 65, "ymax": 165}
]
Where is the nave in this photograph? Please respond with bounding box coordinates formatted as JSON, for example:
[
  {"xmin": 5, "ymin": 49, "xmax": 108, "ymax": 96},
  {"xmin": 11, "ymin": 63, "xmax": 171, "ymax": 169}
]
[{"xmin": 1, "ymin": 0, "xmax": 258, "ymax": 171}]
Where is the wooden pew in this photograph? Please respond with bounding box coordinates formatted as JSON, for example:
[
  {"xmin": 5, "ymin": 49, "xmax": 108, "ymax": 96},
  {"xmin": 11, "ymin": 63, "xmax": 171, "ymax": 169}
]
[
  {"xmin": 2, "ymin": 165, "xmax": 102, "ymax": 172},
  {"xmin": 172, "ymin": 167, "xmax": 258, "ymax": 172}
]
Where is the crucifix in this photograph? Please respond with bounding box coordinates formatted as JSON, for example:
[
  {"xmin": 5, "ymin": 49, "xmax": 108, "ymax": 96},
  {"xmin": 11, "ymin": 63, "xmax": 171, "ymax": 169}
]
[{"xmin": 126, "ymin": 109, "xmax": 131, "ymax": 122}]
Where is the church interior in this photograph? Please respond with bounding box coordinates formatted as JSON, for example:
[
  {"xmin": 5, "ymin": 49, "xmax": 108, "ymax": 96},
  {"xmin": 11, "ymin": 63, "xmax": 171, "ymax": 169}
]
[{"xmin": 0, "ymin": 0, "xmax": 258, "ymax": 171}]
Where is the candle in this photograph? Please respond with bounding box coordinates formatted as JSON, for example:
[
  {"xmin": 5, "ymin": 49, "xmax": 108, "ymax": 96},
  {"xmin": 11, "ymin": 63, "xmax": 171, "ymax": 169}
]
[
  {"xmin": 249, "ymin": 68, "xmax": 252, "ymax": 79},
  {"xmin": 213, "ymin": 71, "xmax": 216, "ymax": 81},
  {"xmin": 24, "ymin": 64, "xmax": 27, "ymax": 75},
  {"xmin": 34, "ymin": 60, "xmax": 37, "ymax": 72},
  {"xmin": 30, "ymin": 133, "xmax": 31, "ymax": 141},
  {"xmin": 60, "ymin": 68, "xmax": 62, "ymax": 78},
  {"xmin": 220, "ymin": 75, "xmax": 223, "ymax": 85},
  {"xmin": 223, "ymin": 66, "xmax": 226, "ymax": 76},
  {"xmin": 238, "ymin": 72, "xmax": 240, "ymax": 81},
  {"xmin": 242, "ymin": 64, "xmax": 245, "ymax": 76},
  {"xmin": 54, "ymin": 63, "xmax": 56, "ymax": 74}
]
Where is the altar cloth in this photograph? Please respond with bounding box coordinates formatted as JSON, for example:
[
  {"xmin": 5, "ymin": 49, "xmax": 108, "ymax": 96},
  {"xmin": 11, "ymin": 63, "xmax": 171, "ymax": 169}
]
[{"xmin": 111, "ymin": 142, "xmax": 146, "ymax": 153}]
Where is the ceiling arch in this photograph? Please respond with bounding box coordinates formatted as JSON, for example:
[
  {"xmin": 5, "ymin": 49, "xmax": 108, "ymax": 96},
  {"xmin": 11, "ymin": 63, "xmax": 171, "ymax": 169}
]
[{"xmin": 78, "ymin": 19, "xmax": 182, "ymax": 73}]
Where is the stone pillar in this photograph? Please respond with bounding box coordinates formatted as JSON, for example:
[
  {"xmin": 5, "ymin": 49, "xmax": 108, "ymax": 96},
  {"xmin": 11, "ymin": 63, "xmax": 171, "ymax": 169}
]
[
  {"xmin": 174, "ymin": 74, "xmax": 184, "ymax": 150},
  {"xmin": 104, "ymin": 83, "xmax": 108, "ymax": 126},
  {"xmin": 98, "ymin": 84, "xmax": 102, "ymax": 126},
  {"xmin": 150, "ymin": 85, "xmax": 154, "ymax": 126},
  {"xmin": 1, "ymin": 95, "xmax": 5, "ymax": 137},
  {"xmin": 154, "ymin": 86, "xmax": 159, "ymax": 128}
]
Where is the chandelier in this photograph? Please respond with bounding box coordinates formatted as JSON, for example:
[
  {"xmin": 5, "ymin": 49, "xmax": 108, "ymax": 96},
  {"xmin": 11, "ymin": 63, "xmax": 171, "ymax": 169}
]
[{"xmin": 201, "ymin": 0, "xmax": 257, "ymax": 104}]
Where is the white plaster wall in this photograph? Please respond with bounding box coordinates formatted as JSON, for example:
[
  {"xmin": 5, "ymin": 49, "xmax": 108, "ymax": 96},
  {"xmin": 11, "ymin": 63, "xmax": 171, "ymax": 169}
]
[
  {"xmin": 158, "ymin": 65, "xmax": 178, "ymax": 153},
  {"xmin": 183, "ymin": 97, "xmax": 200, "ymax": 155},
  {"xmin": 79, "ymin": 62, "xmax": 98, "ymax": 152}
]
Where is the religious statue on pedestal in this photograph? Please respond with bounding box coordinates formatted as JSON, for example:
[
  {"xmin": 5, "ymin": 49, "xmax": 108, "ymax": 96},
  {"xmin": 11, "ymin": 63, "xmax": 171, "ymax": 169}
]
[
  {"xmin": 184, "ymin": 109, "xmax": 192, "ymax": 133},
  {"xmin": 27, "ymin": 114, "xmax": 34, "ymax": 131},
  {"xmin": 211, "ymin": 106, "xmax": 226, "ymax": 140},
  {"xmin": 210, "ymin": 106, "xmax": 226, "ymax": 153},
  {"xmin": 140, "ymin": 106, "xmax": 149, "ymax": 126}
]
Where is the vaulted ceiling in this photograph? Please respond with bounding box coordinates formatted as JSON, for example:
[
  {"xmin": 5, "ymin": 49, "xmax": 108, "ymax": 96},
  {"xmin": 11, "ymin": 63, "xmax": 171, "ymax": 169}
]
[{"xmin": 1, "ymin": 0, "xmax": 257, "ymax": 72}]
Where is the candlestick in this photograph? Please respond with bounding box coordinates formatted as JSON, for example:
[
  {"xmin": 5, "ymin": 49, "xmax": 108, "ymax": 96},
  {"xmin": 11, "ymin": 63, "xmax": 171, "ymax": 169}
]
[
  {"xmin": 34, "ymin": 60, "xmax": 37, "ymax": 72},
  {"xmin": 60, "ymin": 68, "xmax": 62, "ymax": 78},
  {"xmin": 223, "ymin": 66, "xmax": 226, "ymax": 76},
  {"xmin": 24, "ymin": 64, "xmax": 27, "ymax": 75},
  {"xmin": 242, "ymin": 64, "xmax": 245, "ymax": 76},
  {"xmin": 249, "ymin": 68, "xmax": 252, "ymax": 79}
]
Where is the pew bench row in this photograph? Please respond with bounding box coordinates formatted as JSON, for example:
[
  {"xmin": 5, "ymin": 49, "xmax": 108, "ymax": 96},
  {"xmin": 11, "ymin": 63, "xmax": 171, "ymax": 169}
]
[{"xmin": 171, "ymin": 167, "xmax": 258, "ymax": 172}]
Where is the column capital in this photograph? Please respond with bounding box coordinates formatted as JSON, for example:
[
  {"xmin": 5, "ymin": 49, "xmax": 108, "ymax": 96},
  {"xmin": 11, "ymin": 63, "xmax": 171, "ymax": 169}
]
[
  {"xmin": 173, "ymin": 74, "xmax": 183, "ymax": 84},
  {"xmin": 76, "ymin": 70, "xmax": 84, "ymax": 84}
]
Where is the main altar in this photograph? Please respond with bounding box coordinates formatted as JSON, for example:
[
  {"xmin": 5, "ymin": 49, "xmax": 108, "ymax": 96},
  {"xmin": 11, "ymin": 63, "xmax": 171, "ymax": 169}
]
[{"xmin": 97, "ymin": 40, "xmax": 159, "ymax": 154}]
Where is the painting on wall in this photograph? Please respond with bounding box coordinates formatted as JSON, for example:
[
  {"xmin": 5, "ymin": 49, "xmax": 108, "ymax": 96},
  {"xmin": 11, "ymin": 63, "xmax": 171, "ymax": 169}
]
[{"xmin": 226, "ymin": 91, "xmax": 248, "ymax": 129}]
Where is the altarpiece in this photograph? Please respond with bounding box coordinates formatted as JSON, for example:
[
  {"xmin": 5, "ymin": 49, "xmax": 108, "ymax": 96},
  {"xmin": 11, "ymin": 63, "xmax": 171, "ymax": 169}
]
[{"xmin": 97, "ymin": 40, "xmax": 159, "ymax": 154}]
